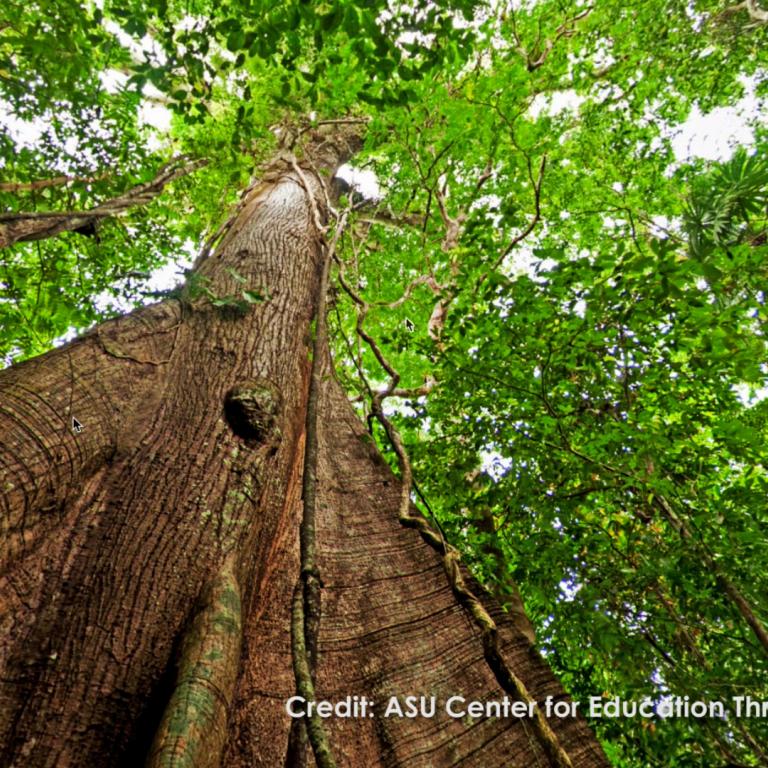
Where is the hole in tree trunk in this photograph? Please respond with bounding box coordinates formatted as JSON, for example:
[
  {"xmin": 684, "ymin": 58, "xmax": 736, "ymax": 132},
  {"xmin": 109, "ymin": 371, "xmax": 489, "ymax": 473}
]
[{"xmin": 223, "ymin": 380, "xmax": 282, "ymax": 444}]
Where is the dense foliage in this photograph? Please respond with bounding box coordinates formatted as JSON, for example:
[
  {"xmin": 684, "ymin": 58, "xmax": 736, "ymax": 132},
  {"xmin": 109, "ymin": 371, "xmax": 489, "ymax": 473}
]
[{"xmin": 2, "ymin": 0, "xmax": 767, "ymax": 764}]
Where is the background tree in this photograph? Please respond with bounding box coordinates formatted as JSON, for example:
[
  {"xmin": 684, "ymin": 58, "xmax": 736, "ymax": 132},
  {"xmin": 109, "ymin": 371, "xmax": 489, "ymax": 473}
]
[{"xmin": 1, "ymin": 0, "xmax": 767, "ymax": 765}]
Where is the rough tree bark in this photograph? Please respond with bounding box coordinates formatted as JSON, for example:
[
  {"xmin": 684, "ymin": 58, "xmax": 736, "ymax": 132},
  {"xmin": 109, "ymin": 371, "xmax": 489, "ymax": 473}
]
[{"xmin": 0, "ymin": 130, "xmax": 609, "ymax": 767}]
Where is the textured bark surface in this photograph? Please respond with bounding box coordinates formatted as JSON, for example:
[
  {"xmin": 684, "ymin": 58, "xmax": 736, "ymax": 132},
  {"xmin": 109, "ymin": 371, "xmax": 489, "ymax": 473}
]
[
  {"xmin": 0, "ymin": 138, "xmax": 608, "ymax": 767},
  {"xmin": 0, "ymin": 300, "xmax": 182, "ymax": 571},
  {"xmin": 225, "ymin": 365, "xmax": 608, "ymax": 767}
]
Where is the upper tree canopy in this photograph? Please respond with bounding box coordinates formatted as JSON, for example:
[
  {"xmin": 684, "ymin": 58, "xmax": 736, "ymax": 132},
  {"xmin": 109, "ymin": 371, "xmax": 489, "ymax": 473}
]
[{"xmin": 1, "ymin": 1, "xmax": 767, "ymax": 764}]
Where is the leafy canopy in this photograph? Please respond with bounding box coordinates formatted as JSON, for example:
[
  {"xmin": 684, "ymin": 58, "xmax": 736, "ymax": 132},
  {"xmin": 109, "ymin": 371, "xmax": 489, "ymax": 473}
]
[{"xmin": 1, "ymin": 0, "xmax": 767, "ymax": 765}]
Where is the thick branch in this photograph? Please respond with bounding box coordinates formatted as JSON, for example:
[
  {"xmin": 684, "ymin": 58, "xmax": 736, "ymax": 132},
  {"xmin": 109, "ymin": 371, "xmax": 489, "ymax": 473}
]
[
  {"xmin": 0, "ymin": 158, "xmax": 206, "ymax": 249},
  {"xmin": 470, "ymin": 497, "xmax": 536, "ymax": 644},
  {"xmin": 0, "ymin": 172, "xmax": 110, "ymax": 193},
  {"xmin": 517, "ymin": 8, "xmax": 593, "ymax": 71}
]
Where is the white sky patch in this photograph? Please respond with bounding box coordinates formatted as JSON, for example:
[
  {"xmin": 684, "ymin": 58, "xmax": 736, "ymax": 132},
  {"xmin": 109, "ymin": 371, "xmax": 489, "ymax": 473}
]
[
  {"xmin": 734, "ymin": 382, "xmax": 768, "ymax": 406},
  {"xmin": 381, "ymin": 397, "xmax": 418, "ymax": 419},
  {"xmin": 667, "ymin": 74, "xmax": 766, "ymax": 163},
  {"xmin": 139, "ymin": 102, "xmax": 172, "ymax": 133},
  {"xmin": 0, "ymin": 100, "xmax": 45, "ymax": 147},
  {"xmin": 137, "ymin": 83, "xmax": 173, "ymax": 147},
  {"xmin": 396, "ymin": 29, "xmax": 436, "ymax": 48},
  {"xmin": 143, "ymin": 242, "xmax": 196, "ymax": 293},
  {"xmin": 592, "ymin": 42, "xmax": 616, "ymax": 74},
  {"xmin": 503, "ymin": 0, "xmax": 545, "ymax": 11},
  {"xmin": 528, "ymin": 89, "xmax": 585, "ymax": 119},
  {"xmin": 479, "ymin": 449, "xmax": 512, "ymax": 480},
  {"xmin": 650, "ymin": 668, "xmax": 668, "ymax": 692},
  {"xmin": 336, "ymin": 163, "xmax": 382, "ymax": 200},
  {"xmin": 684, "ymin": 0, "xmax": 707, "ymax": 32},
  {"xmin": 50, "ymin": 327, "xmax": 80, "ymax": 347},
  {"xmin": 0, "ymin": 99, "xmax": 113, "ymax": 173},
  {"xmin": 648, "ymin": 215, "xmax": 682, "ymax": 239},
  {"xmin": 52, "ymin": 242, "xmax": 197, "ymax": 346},
  {"xmin": 558, "ymin": 571, "xmax": 582, "ymax": 602},
  {"xmin": 103, "ymin": 20, "xmax": 168, "ymax": 66},
  {"xmin": 472, "ymin": 193, "xmax": 504, "ymax": 226},
  {"xmin": 602, "ymin": 215, "xmax": 626, "ymax": 231},
  {"xmin": 670, "ymin": 103, "xmax": 757, "ymax": 162},
  {"xmin": 99, "ymin": 69, "xmax": 129, "ymax": 94},
  {"xmin": 92, "ymin": 288, "xmax": 133, "ymax": 314},
  {"xmin": 175, "ymin": 15, "xmax": 208, "ymax": 34},
  {"xmin": 504, "ymin": 243, "xmax": 558, "ymax": 283},
  {"xmin": 99, "ymin": 20, "xmax": 171, "ymax": 150},
  {"xmin": 472, "ymin": 192, "xmax": 502, "ymax": 210}
]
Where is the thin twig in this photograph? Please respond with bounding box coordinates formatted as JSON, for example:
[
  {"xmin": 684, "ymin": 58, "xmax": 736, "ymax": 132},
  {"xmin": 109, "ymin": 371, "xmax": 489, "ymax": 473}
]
[
  {"xmin": 0, "ymin": 172, "xmax": 111, "ymax": 193},
  {"xmin": 497, "ymin": 155, "xmax": 547, "ymax": 265}
]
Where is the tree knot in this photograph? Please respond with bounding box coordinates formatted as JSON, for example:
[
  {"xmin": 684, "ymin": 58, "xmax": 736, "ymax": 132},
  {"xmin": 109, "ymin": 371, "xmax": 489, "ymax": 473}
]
[{"xmin": 223, "ymin": 380, "xmax": 282, "ymax": 444}]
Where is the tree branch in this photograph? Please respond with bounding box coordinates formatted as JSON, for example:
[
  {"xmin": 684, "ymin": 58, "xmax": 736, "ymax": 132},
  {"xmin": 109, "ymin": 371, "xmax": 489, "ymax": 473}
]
[
  {"xmin": 0, "ymin": 157, "xmax": 206, "ymax": 249},
  {"xmin": 518, "ymin": 8, "xmax": 593, "ymax": 71},
  {"xmin": 496, "ymin": 155, "xmax": 547, "ymax": 265},
  {"xmin": 716, "ymin": 0, "xmax": 768, "ymax": 24},
  {"xmin": 0, "ymin": 172, "xmax": 111, "ymax": 193}
]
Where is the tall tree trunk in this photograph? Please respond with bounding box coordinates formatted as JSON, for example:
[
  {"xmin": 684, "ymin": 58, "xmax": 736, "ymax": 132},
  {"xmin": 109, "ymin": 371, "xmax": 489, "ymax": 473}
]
[{"xmin": 0, "ymin": 133, "xmax": 608, "ymax": 767}]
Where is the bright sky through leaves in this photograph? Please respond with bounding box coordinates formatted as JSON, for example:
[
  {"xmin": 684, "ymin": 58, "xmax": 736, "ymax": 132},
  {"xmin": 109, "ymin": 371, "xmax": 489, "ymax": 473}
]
[{"xmin": 2, "ymin": 1, "xmax": 768, "ymax": 764}]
